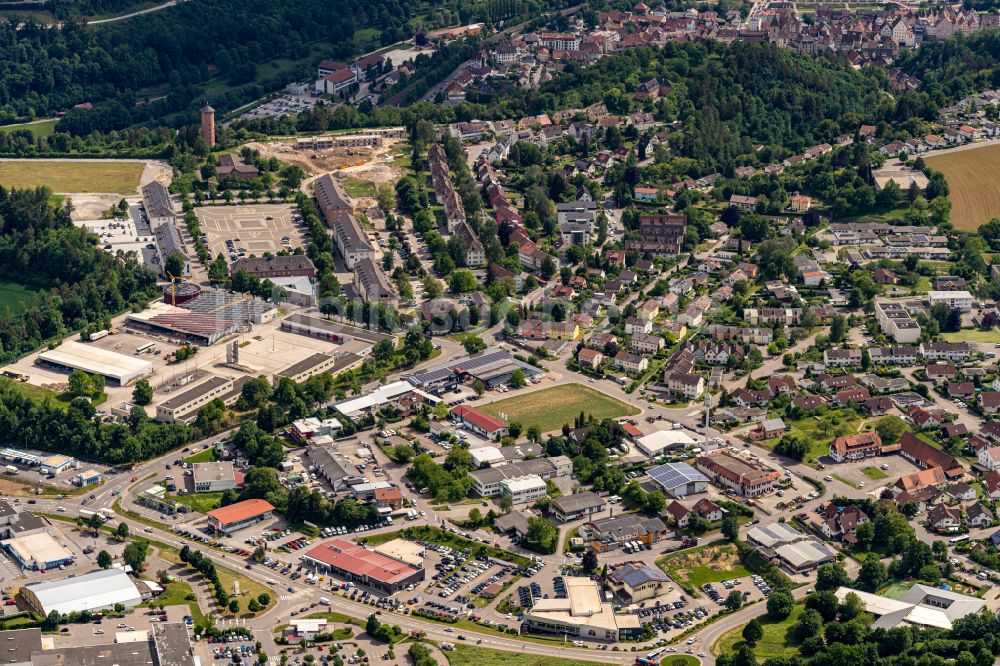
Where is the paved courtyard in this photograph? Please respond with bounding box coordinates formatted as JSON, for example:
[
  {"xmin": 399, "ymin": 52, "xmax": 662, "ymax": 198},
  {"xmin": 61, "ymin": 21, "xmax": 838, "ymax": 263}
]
[{"xmin": 194, "ymin": 204, "xmax": 307, "ymax": 260}]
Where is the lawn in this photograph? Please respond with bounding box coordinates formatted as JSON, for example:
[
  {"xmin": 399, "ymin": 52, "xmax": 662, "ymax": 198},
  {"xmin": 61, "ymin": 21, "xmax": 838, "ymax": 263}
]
[
  {"xmin": 479, "ymin": 383, "xmax": 640, "ymax": 433},
  {"xmin": 0, "ymin": 279, "xmax": 41, "ymax": 310},
  {"xmin": 880, "ymin": 582, "xmax": 913, "ymax": 600},
  {"xmin": 832, "ymin": 474, "xmax": 861, "ymax": 490},
  {"xmin": 343, "ymin": 178, "xmax": 377, "ymax": 198},
  {"xmin": 656, "ymin": 543, "xmax": 750, "ymax": 595},
  {"xmin": 0, "ymin": 119, "xmax": 58, "ymax": 138},
  {"xmin": 661, "ymin": 657, "xmax": 700, "ymax": 666},
  {"xmin": 158, "ymin": 547, "xmax": 270, "ymax": 617},
  {"xmin": 445, "ymin": 644, "xmax": 606, "ymax": 666},
  {"xmin": 714, "ymin": 604, "xmax": 803, "ymax": 660},
  {"xmin": 0, "ymin": 160, "xmax": 143, "ymax": 194},
  {"xmin": 926, "ymin": 142, "xmax": 1000, "ymax": 230},
  {"xmin": 168, "ymin": 491, "xmax": 224, "ymax": 514},
  {"xmin": 184, "ymin": 448, "xmax": 216, "ymax": 464},
  {"xmin": 142, "ymin": 580, "xmax": 206, "ymax": 625},
  {"xmin": 941, "ymin": 329, "xmax": 1000, "ymax": 343},
  {"xmin": 861, "ymin": 467, "xmax": 888, "ymax": 480},
  {"xmin": 780, "ymin": 414, "xmax": 867, "ymax": 465},
  {"xmin": 0, "ymin": 377, "xmax": 65, "ymax": 407}
]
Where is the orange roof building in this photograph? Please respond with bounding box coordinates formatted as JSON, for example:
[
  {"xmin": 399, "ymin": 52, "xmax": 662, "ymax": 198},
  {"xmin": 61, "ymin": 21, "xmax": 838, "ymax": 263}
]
[{"xmin": 207, "ymin": 499, "xmax": 276, "ymax": 534}]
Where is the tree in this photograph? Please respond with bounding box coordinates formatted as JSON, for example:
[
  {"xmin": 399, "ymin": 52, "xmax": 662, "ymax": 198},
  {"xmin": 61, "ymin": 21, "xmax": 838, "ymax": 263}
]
[
  {"xmin": 582, "ymin": 550, "xmax": 598, "ymax": 573},
  {"xmin": 874, "ymin": 416, "xmax": 907, "ymax": 445},
  {"xmin": 839, "ymin": 591, "xmax": 865, "ymax": 622},
  {"xmin": 132, "ymin": 379, "xmax": 153, "ymax": 406},
  {"xmin": 68, "ymin": 369, "xmax": 92, "ymax": 397},
  {"xmin": 829, "ymin": 315, "xmax": 848, "ymax": 343},
  {"xmin": 510, "ymin": 369, "xmax": 526, "ymax": 388},
  {"xmin": 767, "ymin": 589, "xmax": 794, "ymax": 620},
  {"xmin": 722, "ymin": 514, "xmax": 740, "ymax": 541},
  {"xmin": 472, "ymin": 380, "xmax": 486, "ymax": 397},
  {"xmin": 116, "ymin": 522, "xmax": 130, "ymax": 540},
  {"xmin": 258, "ymin": 592, "xmax": 271, "ymax": 606},
  {"xmin": 253, "ymin": 545, "xmax": 266, "ymax": 563},
  {"xmin": 816, "ymin": 561, "xmax": 851, "ymax": 591},
  {"xmin": 229, "ymin": 599, "xmax": 240, "ymax": 614},
  {"xmin": 462, "ymin": 336, "xmax": 486, "ymax": 355},
  {"xmin": 97, "ymin": 550, "xmax": 113, "ymax": 569},
  {"xmin": 855, "ymin": 553, "xmax": 888, "ymax": 592},
  {"xmin": 525, "ymin": 516, "xmax": 559, "ymax": 553},
  {"xmin": 742, "ymin": 618, "xmax": 764, "ymax": 646},
  {"xmin": 372, "ymin": 339, "xmax": 395, "ymax": 361},
  {"xmin": 793, "ymin": 608, "xmax": 824, "ymax": 642},
  {"xmin": 164, "ymin": 252, "xmax": 186, "ymax": 277},
  {"xmin": 122, "ymin": 541, "xmax": 148, "ymax": 573},
  {"xmin": 42, "ymin": 610, "xmax": 60, "ymax": 632},
  {"xmin": 248, "ymin": 598, "xmax": 261, "ymax": 613},
  {"xmin": 725, "ymin": 590, "xmax": 744, "ymax": 611}
]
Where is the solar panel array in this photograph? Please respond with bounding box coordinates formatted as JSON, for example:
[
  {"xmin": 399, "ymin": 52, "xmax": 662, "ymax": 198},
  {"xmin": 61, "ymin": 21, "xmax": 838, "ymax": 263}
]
[{"xmin": 647, "ymin": 462, "xmax": 709, "ymax": 490}]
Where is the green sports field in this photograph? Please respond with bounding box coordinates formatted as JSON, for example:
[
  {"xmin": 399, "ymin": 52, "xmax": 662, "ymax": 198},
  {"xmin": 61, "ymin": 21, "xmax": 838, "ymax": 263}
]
[{"xmin": 479, "ymin": 383, "xmax": 640, "ymax": 433}]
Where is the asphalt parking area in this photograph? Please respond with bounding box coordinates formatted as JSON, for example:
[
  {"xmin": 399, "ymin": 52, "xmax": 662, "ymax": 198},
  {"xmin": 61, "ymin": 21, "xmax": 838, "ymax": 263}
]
[{"xmin": 194, "ymin": 204, "xmax": 307, "ymax": 261}]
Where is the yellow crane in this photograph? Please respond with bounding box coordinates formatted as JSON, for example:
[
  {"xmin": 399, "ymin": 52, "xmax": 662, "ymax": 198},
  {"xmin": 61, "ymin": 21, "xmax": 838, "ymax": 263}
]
[{"xmin": 166, "ymin": 272, "xmax": 187, "ymax": 307}]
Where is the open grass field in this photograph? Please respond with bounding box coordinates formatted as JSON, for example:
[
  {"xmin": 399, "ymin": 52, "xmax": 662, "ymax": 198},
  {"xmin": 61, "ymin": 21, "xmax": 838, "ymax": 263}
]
[
  {"xmin": 661, "ymin": 656, "xmax": 700, "ymax": 666},
  {"xmin": 0, "ymin": 279, "xmax": 41, "ymax": 311},
  {"xmin": 926, "ymin": 143, "xmax": 1000, "ymax": 230},
  {"xmin": 714, "ymin": 604, "xmax": 802, "ymax": 659},
  {"xmin": 942, "ymin": 328, "xmax": 1000, "ymax": 343},
  {"xmin": 184, "ymin": 448, "xmax": 216, "ymax": 464},
  {"xmin": 778, "ymin": 414, "xmax": 868, "ymax": 466},
  {"xmin": 445, "ymin": 644, "xmax": 605, "ymax": 666},
  {"xmin": 0, "ymin": 119, "xmax": 58, "ymax": 139},
  {"xmin": 656, "ymin": 543, "xmax": 750, "ymax": 594},
  {"xmin": 0, "ymin": 160, "xmax": 143, "ymax": 194},
  {"xmin": 168, "ymin": 490, "xmax": 224, "ymax": 514},
  {"xmin": 0, "ymin": 377, "xmax": 64, "ymax": 407},
  {"xmin": 479, "ymin": 383, "xmax": 640, "ymax": 433}
]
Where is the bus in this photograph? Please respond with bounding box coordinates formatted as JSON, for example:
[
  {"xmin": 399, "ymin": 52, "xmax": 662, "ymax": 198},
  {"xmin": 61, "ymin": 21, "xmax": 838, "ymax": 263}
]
[
  {"xmin": 135, "ymin": 342, "xmax": 155, "ymax": 354},
  {"xmin": 949, "ymin": 535, "xmax": 969, "ymax": 545}
]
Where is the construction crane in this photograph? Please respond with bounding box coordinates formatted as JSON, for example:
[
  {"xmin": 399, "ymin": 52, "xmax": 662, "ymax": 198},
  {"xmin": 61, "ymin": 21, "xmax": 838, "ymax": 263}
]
[{"xmin": 166, "ymin": 272, "xmax": 187, "ymax": 307}]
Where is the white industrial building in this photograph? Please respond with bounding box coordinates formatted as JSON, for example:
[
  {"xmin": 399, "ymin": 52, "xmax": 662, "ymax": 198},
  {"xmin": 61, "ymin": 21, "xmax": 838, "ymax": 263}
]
[
  {"xmin": 22, "ymin": 568, "xmax": 143, "ymax": 615},
  {"xmin": 635, "ymin": 430, "xmax": 696, "ymax": 456},
  {"xmin": 1, "ymin": 532, "xmax": 74, "ymax": 570},
  {"xmin": 192, "ymin": 462, "xmax": 239, "ymax": 492},
  {"xmin": 834, "ymin": 584, "xmax": 985, "ymax": 630},
  {"xmin": 500, "ymin": 475, "xmax": 547, "ymax": 504},
  {"xmin": 37, "ymin": 340, "xmax": 153, "ymax": 386}
]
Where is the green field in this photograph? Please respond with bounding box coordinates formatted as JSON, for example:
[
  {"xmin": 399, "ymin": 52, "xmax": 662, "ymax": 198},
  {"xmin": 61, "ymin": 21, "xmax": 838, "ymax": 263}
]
[
  {"xmin": 656, "ymin": 543, "xmax": 751, "ymax": 594},
  {"xmin": 0, "ymin": 377, "xmax": 64, "ymax": 406},
  {"xmin": 661, "ymin": 657, "xmax": 700, "ymax": 666},
  {"xmin": 0, "ymin": 279, "xmax": 41, "ymax": 310},
  {"xmin": 941, "ymin": 329, "xmax": 1000, "ymax": 343},
  {"xmin": 342, "ymin": 178, "xmax": 377, "ymax": 198},
  {"xmin": 445, "ymin": 644, "xmax": 605, "ymax": 666},
  {"xmin": 479, "ymin": 383, "xmax": 640, "ymax": 433},
  {"xmin": 0, "ymin": 160, "xmax": 144, "ymax": 194},
  {"xmin": 779, "ymin": 414, "xmax": 868, "ymax": 465},
  {"xmin": 714, "ymin": 604, "xmax": 803, "ymax": 660},
  {"xmin": 184, "ymin": 448, "xmax": 216, "ymax": 464},
  {"xmin": 926, "ymin": 143, "xmax": 1000, "ymax": 230},
  {"xmin": 861, "ymin": 467, "xmax": 888, "ymax": 480},
  {"xmin": 168, "ymin": 491, "xmax": 224, "ymax": 514},
  {"xmin": 0, "ymin": 119, "xmax": 58, "ymax": 138}
]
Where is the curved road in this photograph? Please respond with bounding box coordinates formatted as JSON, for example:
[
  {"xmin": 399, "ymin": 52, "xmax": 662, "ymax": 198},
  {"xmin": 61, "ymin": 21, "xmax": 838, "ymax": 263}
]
[{"xmin": 85, "ymin": 0, "xmax": 187, "ymax": 25}]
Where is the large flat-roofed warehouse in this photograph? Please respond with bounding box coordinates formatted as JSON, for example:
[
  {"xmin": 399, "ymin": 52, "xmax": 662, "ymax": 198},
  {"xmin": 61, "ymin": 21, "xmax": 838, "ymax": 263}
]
[
  {"xmin": 1, "ymin": 532, "xmax": 75, "ymax": 570},
  {"xmin": 273, "ymin": 352, "xmax": 362, "ymax": 384},
  {"xmin": 281, "ymin": 313, "xmax": 394, "ymax": 345},
  {"xmin": 0, "ymin": 627, "xmax": 40, "ymax": 666},
  {"xmin": 22, "ymin": 568, "xmax": 143, "ymax": 615},
  {"xmin": 155, "ymin": 375, "xmax": 246, "ymax": 424},
  {"xmin": 37, "ymin": 340, "xmax": 153, "ymax": 386},
  {"xmin": 302, "ymin": 539, "xmax": 424, "ymax": 594}
]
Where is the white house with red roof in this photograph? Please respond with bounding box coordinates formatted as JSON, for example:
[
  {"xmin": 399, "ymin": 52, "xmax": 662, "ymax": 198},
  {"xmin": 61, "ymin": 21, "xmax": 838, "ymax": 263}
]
[{"xmin": 451, "ymin": 404, "xmax": 509, "ymax": 439}]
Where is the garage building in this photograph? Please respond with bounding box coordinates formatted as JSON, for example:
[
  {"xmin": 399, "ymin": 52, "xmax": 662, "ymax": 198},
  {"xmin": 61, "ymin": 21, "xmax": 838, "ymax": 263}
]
[
  {"xmin": 1, "ymin": 533, "xmax": 74, "ymax": 570},
  {"xmin": 37, "ymin": 341, "xmax": 153, "ymax": 386}
]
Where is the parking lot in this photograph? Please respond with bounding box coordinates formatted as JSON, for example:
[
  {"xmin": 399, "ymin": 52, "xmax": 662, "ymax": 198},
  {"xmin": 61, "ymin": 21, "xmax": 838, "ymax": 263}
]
[
  {"xmin": 194, "ymin": 204, "xmax": 308, "ymax": 261},
  {"xmin": 234, "ymin": 93, "xmax": 319, "ymax": 123}
]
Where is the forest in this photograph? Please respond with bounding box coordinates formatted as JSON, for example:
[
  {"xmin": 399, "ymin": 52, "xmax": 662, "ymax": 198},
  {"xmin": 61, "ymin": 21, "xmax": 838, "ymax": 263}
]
[
  {"xmin": 895, "ymin": 30, "xmax": 1000, "ymax": 104},
  {"xmin": 0, "ymin": 186, "xmax": 158, "ymax": 364}
]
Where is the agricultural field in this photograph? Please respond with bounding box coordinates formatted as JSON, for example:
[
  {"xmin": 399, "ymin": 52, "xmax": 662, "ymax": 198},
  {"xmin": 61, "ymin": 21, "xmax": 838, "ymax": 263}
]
[
  {"xmin": 478, "ymin": 383, "xmax": 639, "ymax": 433},
  {"xmin": 0, "ymin": 159, "xmax": 143, "ymax": 194},
  {"xmin": 714, "ymin": 604, "xmax": 803, "ymax": 660},
  {"xmin": 656, "ymin": 543, "xmax": 750, "ymax": 594},
  {"xmin": 925, "ymin": 143, "xmax": 1000, "ymax": 230}
]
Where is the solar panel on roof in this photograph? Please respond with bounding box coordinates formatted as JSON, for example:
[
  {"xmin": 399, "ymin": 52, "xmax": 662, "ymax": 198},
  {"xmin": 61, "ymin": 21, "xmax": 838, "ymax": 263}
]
[{"xmin": 647, "ymin": 462, "xmax": 708, "ymax": 489}]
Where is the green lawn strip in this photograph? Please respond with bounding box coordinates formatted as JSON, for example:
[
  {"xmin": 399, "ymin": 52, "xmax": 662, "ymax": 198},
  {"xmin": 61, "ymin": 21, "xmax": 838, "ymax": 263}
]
[
  {"xmin": 0, "ymin": 119, "xmax": 57, "ymax": 138},
  {"xmin": 832, "ymin": 474, "xmax": 861, "ymax": 490},
  {"xmin": 444, "ymin": 643, "xmax": 607, "ymax": 666},
  {"xmin": 358, "ymin": 526, "xmax": 532, "ymax": 567},
  {"xmin": 713, "ymin": 603, "xmax": 802, "ymax": 659},
  {"xmin": 305, "ymin": 611, "xmax": 365, "ymax": 627},
  {"xmin": 861, "ymin": 467, "xmax": 888, "ymax": 480},
  {"xmin": 0, "ymin": 376, "xmax": 67, "ymax": 409},
  {"xmin": 942, "ymin": 329, "xmax": 1000, "ymax": 343},
  {"xmin": 661, "ymin": 656, "xmax": 700, "ymax": 666},
  {"xmin": 167, "ymin": 490, "xmax": 224, "ymax": 513},
  {"xmin": 478, "ymin": 383, "xmax": 640, "ymax": 434},
  {"xmin": 184, "ymin": 448, "xmax": 217, "ymax": 464},
  {"xmin": 0, "ymin": 614, "xmax": 41, "ymax": 630}
]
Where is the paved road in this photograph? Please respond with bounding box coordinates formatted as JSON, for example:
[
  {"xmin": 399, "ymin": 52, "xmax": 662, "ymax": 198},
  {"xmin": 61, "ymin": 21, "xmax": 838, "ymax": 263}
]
[{"xmin": 85, "ymin": 0, "xmax": 186, "ymax": 24}]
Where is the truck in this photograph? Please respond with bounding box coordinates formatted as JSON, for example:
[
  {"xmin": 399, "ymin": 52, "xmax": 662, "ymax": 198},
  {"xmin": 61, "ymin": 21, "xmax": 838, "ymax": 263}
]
[
  {"xmin": 79, "ymin": 509, "xmax": 97, "ymax": 521},
  {"xmin": 1, "ymin": 371, "xmax": 28, "ymax": 382},
  {"xmin": 86, "ymin": 330, "xmax": 109, "ymax": 341},
  {"xmin": 4, "ymin": 465, "xmax": 17, "ymax": 475}
]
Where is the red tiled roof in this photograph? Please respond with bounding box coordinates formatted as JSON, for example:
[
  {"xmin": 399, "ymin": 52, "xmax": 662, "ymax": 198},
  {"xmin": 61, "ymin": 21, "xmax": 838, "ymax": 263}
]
[
  {"xmin": 451, "ymin": 404, "xmax": 506, "ymax": 434},
  {"xmin": 207, "ymin": 499, "xmax": 275, "ymax": 525},
  {"xmin": 304, "ymin": 539, "xmax": 419, "ymax": 584}
]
